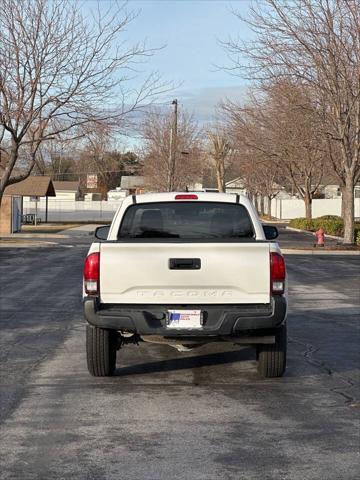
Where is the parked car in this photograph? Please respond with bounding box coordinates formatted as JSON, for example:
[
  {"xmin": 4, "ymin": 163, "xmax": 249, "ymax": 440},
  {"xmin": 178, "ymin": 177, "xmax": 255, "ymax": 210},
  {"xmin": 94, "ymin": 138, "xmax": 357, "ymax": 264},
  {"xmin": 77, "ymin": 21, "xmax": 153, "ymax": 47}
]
[{"xmin": 83, "ymin": 192, "xmax": 287, "ymax": 378}]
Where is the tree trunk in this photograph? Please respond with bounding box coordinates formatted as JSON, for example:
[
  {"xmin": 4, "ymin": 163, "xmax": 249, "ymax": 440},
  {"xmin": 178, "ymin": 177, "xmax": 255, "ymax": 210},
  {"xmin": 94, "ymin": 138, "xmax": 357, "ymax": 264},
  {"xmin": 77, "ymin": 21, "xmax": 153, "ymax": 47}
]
[
  {"xmin": 304, "ymin": 192, "xmax": 312, "ymax": 219},
  {"xmin": 340, "ymin": 185, "xmax": 346, "ymax": 219},
  {"xmin": 216, "ymin": 159, "xmax": 225, "ymax": 192},
  {"xmin": 342, "ymin": 176, "xmax": 355, "ymax": 244},
  {"xmin": 0, "ymin": 177, "xmax": 6, "ymax": 207},
  {"xmin": 256, "ymin": 195, "xmax": 261, "ymax": 214},
  {"xmin": 0, "ymin": 147, "xmax": 18, "ymax": 207},
  {"xmin": 260, "ymin": 195, "xmax": 265, "ymax": 215},
  {"xmin": 265, "ymin": 195, "xmax": 270, "ymax": 215}
]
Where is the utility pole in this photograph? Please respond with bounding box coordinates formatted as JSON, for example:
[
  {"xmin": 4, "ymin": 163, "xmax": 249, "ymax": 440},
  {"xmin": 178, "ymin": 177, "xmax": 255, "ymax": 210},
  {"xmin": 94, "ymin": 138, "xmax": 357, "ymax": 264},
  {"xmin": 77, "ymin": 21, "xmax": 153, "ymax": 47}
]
[{"xmin": 168, "ymin": 99, "xmax": 178, "ymax": 192}]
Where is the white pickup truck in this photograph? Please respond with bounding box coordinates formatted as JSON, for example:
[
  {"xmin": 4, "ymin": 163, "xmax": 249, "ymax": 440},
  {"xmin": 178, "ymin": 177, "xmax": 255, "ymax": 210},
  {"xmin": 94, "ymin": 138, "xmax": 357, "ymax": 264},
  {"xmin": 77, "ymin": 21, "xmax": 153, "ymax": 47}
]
[{"xmin": 83, "ymin": 192, "xmax": 287, "ymax": 378}]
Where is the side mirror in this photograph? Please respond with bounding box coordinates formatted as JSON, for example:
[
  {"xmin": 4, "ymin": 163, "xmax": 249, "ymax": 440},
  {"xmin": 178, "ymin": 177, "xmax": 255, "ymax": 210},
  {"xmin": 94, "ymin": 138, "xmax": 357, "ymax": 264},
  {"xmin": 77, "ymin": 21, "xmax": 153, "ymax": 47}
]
[
  {"xmin": 95, "ymin": 225, "xmax": 110, "ymax": 241},
  {"xmin": 263, "ymin": 225, "xmax": 279, "ymax": 240}
]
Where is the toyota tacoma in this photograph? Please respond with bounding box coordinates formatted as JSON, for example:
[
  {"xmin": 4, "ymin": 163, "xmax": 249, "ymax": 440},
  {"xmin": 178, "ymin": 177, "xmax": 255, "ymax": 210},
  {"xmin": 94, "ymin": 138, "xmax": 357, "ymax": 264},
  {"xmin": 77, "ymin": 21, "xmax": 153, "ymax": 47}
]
[{"xmin": 83, "ymin": 192, "xmax": 287, "ymax": 378}]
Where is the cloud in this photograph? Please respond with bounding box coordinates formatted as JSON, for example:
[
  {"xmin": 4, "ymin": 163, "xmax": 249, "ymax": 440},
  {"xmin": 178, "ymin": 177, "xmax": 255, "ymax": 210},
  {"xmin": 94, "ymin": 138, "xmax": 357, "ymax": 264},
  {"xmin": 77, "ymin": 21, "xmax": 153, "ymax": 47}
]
[
  {"xmin": 178, "ymin": 85, "xmax": 248, "ymax": 125},
  {"xmin": 118, "ymin": 84, "xmax": 248, "ymax": 148}
]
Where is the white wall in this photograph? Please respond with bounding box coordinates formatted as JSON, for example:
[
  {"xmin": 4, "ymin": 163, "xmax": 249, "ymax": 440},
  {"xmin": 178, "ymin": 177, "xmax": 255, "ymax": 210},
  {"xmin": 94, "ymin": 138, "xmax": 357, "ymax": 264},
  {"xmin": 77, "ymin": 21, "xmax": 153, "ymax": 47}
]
[
  {"xmin": 270, "ymin": 198, "xmax": 360, "ymax": 219},
  {"xmin": 22, "ymin": 197, "xmax": 360, "ymax": 222},
  {"xmin": 313, "ymin": 199, "xmax": 342, "ymax": 217}
]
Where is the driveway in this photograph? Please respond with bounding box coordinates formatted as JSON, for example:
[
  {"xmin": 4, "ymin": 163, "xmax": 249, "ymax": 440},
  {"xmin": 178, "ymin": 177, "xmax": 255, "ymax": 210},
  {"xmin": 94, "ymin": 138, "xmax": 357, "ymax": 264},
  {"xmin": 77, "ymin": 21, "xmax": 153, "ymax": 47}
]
[{"xmin": 0, "ymin": 229, "xmax": 359, "ymax": 479}]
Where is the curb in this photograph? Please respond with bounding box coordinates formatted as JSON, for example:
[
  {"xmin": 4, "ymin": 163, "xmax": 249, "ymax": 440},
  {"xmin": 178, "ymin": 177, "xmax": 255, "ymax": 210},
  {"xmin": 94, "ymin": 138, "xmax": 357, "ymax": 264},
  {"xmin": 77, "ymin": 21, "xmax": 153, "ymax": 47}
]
[
  {"xmin": 261, "ymin": 219, "xmax": 289, "ymax": 224},
  {"xmin": 285, "ymin": 226, "xmax": 343, "ymax": 241},
  {"xmin": 0, "ymin": 233, "xmax": 69, "ymax": 239},
  {"xmin": 0, "ymin": 241, "xmax": 59, "ymax": 248},
  {"xmin": 282, "ymin": 248, "xmax": 360, "ymax": 255}
]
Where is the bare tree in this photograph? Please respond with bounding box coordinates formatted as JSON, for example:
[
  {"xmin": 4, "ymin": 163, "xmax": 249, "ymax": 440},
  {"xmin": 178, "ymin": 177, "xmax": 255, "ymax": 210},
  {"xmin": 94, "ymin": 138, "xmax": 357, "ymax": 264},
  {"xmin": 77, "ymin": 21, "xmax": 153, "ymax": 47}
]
[
  {"xmin": 34, "ymin": 138, "xmax": 78, "ymax": 180},
  {"xmin": 0, "ymin": 0, "xmax": 169, "ymax": 204},
  {"xmin": 141, "ymin": 108, "xmax": 204, "ymax": 191},
  {"xmin": 222, "ymin": 0, "xmax": 360, "ymax": 241},
  {"xmin": 222, "ymin": 81, "xmax": 327, "ymax": 219},
  {"xmin": 79, "ymin": 125, "xmax": 116, "ymax": 193},
  {"xmin": 267, "ymin": 81, "xmax": 326, "ymax": 218},
  {"xmin": 77, "ymin": 128, "xmax": 140, "ymax": 195},
  {"xmin": 207, "ymin": 130, "xmax": 233, "ymax": 193},
  {"xmin": 243, "ymin": 159, "xmax": 282, "ymax": 216}
]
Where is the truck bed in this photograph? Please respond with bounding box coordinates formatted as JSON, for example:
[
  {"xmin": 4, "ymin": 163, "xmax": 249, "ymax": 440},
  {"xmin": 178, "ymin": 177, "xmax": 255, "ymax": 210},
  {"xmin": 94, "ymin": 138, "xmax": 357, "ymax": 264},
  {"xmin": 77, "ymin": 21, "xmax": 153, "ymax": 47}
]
[{"xmin": 99, "ymin": 241, "xmax": 271, "ymax": 304}]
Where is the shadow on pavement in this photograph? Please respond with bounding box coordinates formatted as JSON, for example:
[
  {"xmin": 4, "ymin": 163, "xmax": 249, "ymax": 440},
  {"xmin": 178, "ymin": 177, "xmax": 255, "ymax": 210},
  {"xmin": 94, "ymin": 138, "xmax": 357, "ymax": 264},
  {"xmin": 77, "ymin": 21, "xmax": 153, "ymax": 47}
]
[{"xmin": 115, "ymin": 347, "xmax": 254, "ymax": 377}]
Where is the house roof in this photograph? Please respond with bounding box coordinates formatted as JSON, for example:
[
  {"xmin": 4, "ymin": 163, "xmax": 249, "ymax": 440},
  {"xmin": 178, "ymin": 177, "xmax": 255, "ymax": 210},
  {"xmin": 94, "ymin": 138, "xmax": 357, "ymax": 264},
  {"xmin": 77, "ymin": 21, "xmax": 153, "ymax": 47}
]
[
  {"xmin": 321, "ymin": 176, "xmax": 360, "ymax": 187},
  {"xmin": 120, "ymin": 176, "xmax": 145, "ymax": 189},
  {"xmin": 53, "ymin": 181, "xmax": 79, "ymax": 192},
  {"xmin": 226, "ymin": 176, "xmax": 245, "ymax": 188},
  {"xmin": 4, "ymin": 176, "xmax": 56, "ymax": 197}
]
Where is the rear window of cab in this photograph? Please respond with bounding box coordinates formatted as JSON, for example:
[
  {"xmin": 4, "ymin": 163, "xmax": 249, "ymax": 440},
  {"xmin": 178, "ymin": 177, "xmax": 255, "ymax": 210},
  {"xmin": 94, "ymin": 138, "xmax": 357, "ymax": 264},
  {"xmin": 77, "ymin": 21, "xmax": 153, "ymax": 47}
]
[{"xmin": 117, "ymin": 201, "xmax": 255, "ymax": 241}]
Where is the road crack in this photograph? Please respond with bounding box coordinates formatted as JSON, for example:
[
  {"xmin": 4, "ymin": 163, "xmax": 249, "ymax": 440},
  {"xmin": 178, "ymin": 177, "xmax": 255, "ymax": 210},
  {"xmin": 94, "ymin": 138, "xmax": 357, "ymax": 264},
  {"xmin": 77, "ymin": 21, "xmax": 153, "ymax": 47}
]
[{"xmin": 288, "ymin": 335, "xmax": 358, "ymax": 405}]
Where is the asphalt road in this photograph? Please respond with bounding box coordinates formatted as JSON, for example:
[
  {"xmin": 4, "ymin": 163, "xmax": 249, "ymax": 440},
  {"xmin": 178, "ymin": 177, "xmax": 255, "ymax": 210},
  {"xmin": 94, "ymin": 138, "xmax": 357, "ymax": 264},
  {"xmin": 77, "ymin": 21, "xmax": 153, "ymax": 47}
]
[
  {"xmin": 0, "ymin": 230, "xmax": 359, "ymax": 480},
  {"xmin": 275, "ymin": 224, "xmax": 339, "ymax": 248}
]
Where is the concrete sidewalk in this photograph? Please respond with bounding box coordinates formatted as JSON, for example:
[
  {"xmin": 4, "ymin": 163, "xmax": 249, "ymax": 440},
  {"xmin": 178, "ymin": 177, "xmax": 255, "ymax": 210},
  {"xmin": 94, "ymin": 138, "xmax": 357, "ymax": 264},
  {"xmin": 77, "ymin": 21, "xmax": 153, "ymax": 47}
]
[
  {"xmin": 58, "ymin": 224, "xmax": 99, "ymax": 236},
  {"xmin": 0, "ymin": 240, "xmax": 58, "ymax": 248},
  {"xmin": 0, "ymin": 224, "xmax": 98, "ymax": 246}
]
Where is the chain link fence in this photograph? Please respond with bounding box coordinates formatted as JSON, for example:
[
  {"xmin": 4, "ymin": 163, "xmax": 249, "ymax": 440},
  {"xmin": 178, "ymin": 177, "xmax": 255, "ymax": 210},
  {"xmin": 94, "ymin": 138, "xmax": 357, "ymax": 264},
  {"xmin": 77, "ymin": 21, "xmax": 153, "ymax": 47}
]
[{"xmin": 23, "ymin": 199, "xmax": 122, "ymax": 222}]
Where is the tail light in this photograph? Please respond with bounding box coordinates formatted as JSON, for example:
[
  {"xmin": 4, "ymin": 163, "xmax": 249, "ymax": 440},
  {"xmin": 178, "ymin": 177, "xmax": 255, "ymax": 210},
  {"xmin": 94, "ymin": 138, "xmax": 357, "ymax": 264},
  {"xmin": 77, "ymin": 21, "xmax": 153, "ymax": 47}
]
[
  {"xmin": 270, "ymin": 252, "xmax": 286, "ymax": 295},
  {"xmin": 175, "ymin": 194, "xmax": 198, "ymax": 200},
  {"xmin": 84, "ymin": 252, "xmax": 100, "ymax": 295}
]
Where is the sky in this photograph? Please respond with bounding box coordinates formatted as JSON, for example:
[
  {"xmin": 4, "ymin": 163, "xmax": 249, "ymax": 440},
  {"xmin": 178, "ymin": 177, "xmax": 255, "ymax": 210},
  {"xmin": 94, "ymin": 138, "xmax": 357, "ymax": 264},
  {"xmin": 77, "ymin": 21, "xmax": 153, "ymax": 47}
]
[
  {"xmin": 90, "ymin": 0, "xmax": 254, "ymax": 146},
  {"xmin": 130, "ymin": 0, "xmax": 252, "ymax": 114}
]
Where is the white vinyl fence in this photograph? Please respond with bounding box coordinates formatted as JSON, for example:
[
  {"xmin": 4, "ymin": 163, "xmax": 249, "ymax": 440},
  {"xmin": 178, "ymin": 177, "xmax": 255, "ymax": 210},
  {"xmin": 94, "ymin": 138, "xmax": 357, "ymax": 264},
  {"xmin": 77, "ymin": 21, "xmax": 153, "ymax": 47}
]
[
  {"xmin": 23, "ymin": 199, "xmax": 122, "ymax": 222},
  {"xmin": 269, "ymin": 198, "xmax": 360, "ymax": 220},
  {"xmin": 22, "ymin": 197, "xmax": 360, "ymax": 222}
]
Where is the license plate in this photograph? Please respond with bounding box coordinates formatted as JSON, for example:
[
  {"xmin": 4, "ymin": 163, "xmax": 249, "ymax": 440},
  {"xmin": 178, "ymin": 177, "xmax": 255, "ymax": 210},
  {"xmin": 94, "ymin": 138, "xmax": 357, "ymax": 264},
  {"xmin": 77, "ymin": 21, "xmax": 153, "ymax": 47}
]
[{"xmin": 167, "ymin": 310, "xmax": 202, "ymax": 329}]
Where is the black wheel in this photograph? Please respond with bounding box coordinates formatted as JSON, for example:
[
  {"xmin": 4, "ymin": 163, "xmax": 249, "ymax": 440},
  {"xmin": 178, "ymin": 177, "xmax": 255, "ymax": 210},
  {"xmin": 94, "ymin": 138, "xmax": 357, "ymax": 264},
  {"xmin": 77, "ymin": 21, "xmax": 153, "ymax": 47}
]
[
  {"xmin": 86, "ymin": 325, "xmax": 117, "ymax": 376},
  {"xmin": 256, "ymin": 323, "xmax": 287, "ymax": 378}
]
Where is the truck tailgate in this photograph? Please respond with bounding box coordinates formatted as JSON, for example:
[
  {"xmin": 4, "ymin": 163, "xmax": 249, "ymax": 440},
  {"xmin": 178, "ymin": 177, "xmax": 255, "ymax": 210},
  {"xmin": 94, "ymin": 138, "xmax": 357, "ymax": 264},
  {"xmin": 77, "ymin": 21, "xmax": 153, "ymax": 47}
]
[{"xmin": 99, "ymin": 243, "xmax": 270, "ymax": 304}]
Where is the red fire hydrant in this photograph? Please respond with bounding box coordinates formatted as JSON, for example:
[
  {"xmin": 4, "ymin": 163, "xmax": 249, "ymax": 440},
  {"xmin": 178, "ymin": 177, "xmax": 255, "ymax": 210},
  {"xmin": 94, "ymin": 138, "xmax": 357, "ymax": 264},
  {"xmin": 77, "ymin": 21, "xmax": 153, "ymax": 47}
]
[{"xmin": 314, "ymin": 228, "xmax": 325, "ymax": 247}]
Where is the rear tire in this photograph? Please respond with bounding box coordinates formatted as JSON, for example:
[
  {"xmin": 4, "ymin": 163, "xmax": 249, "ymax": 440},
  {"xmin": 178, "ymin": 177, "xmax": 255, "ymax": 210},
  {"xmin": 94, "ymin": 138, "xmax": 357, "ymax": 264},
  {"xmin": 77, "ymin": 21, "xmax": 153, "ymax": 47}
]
[
  {"xmin": 256, "ymin": 323, "xmax": 287, "ymax": 378},
  {"xmin": 86, "ymin": 325, "xmax": 117, "ymax": 376}
]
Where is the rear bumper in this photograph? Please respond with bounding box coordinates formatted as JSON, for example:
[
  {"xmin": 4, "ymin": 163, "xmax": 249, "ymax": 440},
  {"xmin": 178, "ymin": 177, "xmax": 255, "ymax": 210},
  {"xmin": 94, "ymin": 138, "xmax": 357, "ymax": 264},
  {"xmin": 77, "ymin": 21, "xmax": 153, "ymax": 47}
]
[{"xmin": 83, "ymin": 296, "xmax": 287, "ymax": 337}]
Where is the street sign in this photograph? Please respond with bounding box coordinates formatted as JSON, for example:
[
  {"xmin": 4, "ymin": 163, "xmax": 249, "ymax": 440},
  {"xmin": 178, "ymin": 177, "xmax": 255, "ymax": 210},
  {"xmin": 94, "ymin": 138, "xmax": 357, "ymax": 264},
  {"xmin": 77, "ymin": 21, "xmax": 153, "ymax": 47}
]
[{"xmin": 87, "ymin": 174, "xmax": 98, "ymax": 189}]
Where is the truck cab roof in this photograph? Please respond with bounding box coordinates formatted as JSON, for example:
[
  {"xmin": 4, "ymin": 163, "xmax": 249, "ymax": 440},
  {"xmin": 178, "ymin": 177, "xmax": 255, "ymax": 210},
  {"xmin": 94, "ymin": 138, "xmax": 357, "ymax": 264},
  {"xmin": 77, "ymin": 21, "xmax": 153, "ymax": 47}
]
[
  {"xmin": 126, "ymin": 192, "xmax": 248, "ymax": 205},
  {"xmin": 107, "ymin": 191, "xmax": 265, "ymax": 242}
]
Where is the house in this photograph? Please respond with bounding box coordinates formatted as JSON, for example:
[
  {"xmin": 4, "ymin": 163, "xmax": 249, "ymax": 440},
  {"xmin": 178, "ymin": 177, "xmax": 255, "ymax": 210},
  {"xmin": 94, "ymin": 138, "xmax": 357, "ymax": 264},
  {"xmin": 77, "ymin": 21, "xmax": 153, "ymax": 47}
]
[
  {"xmin": 225, "ymin": 177, "xmax": 247, "ymax": 195},
  {"xmin": 323, "ymin": 182, "xmax": 360, "ymax": 199},
  {"xmin": 224, "ymin": 177, "xmax": 293, "ymax": 199},
  {"xmin": 120, "ymin": 176, "xmax": 146, "ymax": 195},
  {"xmin": 107, "ymin": 187, "xmax": 127, "ymax": 201},
  {"xmin": 312, "ymin": 175, "xmax": 360, "ymax": 199},
  {"xmin": 52, "ymin": 181, "xmax": 80, "ymax": 200}
]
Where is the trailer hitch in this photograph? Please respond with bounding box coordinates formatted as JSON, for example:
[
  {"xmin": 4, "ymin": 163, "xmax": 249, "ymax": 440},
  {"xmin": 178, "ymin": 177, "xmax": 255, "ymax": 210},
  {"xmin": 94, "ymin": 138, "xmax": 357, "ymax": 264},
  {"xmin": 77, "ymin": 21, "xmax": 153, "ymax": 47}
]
[{"xmin": 116, "ymin": 333, "xmax": 141, "ymax": 349}]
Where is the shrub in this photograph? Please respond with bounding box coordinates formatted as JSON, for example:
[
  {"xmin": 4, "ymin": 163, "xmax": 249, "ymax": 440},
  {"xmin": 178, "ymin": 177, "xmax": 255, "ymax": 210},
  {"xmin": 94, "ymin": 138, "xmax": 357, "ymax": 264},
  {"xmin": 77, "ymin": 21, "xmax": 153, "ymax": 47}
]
[
  {"xmin": 290, "ymin": 217, "xmax": 360, "ymax": 241},
  {"xmin": 356, "ymin": 229, "xmax": 360, "ymax": 246},
  {"xmin": 315, "ymin": 215, "xmax": 342, "ymax": 221},
  {"xmin": 288, "ymin": 218, "xmax": 316, "ymax": 231},
  {"xmin": 312, "ymin": 216, "xmax": 343, "ymax": 236}
]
